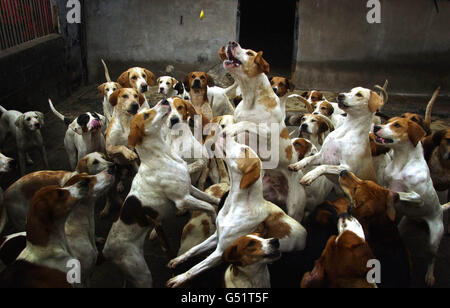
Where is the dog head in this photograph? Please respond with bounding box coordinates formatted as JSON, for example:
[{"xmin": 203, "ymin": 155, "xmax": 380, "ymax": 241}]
[
  {"xmin": 117, "ymin": 67, "xmax": 155, "ymax": 94},
  {"xmin": 373, "ymin": 117, "xmax": 426, "ymax": 148},
  {"xmin": 220, "ymin": 42, "xmax": 270, "ymax": 78},
  {"xmin": 222, "ymin": 233, "xmax": 281, "ymax": 267},
  {"xmin": 400, "ymin": 112, "xmax": 430, "ymax": 135},
  {"xmin": 75, "ymin": 152, "xmax": 114, "ymax": 175},
  {"xmin": 128, "ymin": 99, "xmax": 172, "ymax": 149},
  {"xmin": 98, "ymin": 82, "xmax": 122, "ymax": 101},
  {"xmin": 301, "ymin": 90, "xmax": 324, "ymax": 104},
  {"xmin": 109, "ymin": 88, "xmax": 146, "ymax": 116},
  {"xmin": 64, "ymin": 167, "xmax": 115, "ymax": 199},
  {"xmin": 336, "ymin": 87, "xmax": 384, "ymax": 115},
  {"xmin": 167, "ymin": 97, "xmax": 198, "ymax": 129},
  {"xmin": 15, "ymin": 112, "xmax": 44, "ymax": 132},
  {"xmin": 312, "ymin": 101, "xmax": 335, "ymax": 117},
  {"xmin": 339, "ymin": 170, "xmax": 398, "ymax": 224},
  {"xmin": 156, "ymin": 76, "xmax": 178, "ymax": 95},
  {"xmin": 269, "ymin": 76, "xmax": 295, "ymax": 98},
  {"xmin": 298, "ymin": 114, "xmax": 332, "ymax": 145},
  {"xmin": 0, "ymin": 153, "xmax": 15, "ymax": 173},
  {"xmin": 27, "ymin": 179, "xmax": 93, "ymax": 246},
  {"xmin": 183, "ymin": 72, "xmax": 215, "ymax": 93},
  {"xmin": 69, "ymin": 112, "xmax": 105, "ymax": 135}
]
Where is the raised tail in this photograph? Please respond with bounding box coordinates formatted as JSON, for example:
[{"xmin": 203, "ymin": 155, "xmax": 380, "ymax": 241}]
[
  {"xmin": 223, "ymin": 81, "xmax": 239, "ymax": 97},
  {"xmin": 424, "ymin": 86, "xmax": 440, "ymax": 129},
  {"xmin": 101, "ymin": 59, "xmax": 112, "ymax": 82},
  {"xmin": 48, "ymin": 99, "xmax": 71, "ymax": 125}
]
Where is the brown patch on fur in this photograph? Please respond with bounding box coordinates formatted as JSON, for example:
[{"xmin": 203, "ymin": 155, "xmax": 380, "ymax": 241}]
[
  {"xmin": 368, "ymin": 91, "xmax": 384, "ymax": 113},
  {"xmin": 201, "ymin": 219, "xmax": 211, "ymax": 238},
  {"xmin": 260, "ymin": 96, "xmax": 278, "ymax": 111},
  {"xmin": 269, "ymin": 76, "xmax": 295, "ymax": 97},
  {"xmin": 285, "ymin": 145, "xmax": 293, "ymax": 161},
  {"xmin": 292, "ymin": 138, "xmax": 312, "ymax": 160},
  {"xmin": 237, "ymin": 148, "xmax": 261, "ymax": 189},
  {"xmin": 128, "ymin": 110, "xmax": 156, "ymax": 148},
  {"xmin": 222, "ymin": 233, "xmax": 265, "ymax": 267},
  {"xmin": 259, "ymin": 212, "xmax": 291, "ymax": 239},
  {"xmin": 16, "ymin": 171, "xmax": 70, "ymax": 200},
  {"xmin": 173, "ymin": 98, "xmax": 197, "ymax": 121},
  {"xmin": 280, "ymin": 128, "xmax": 290, "ymax": 140},
  {"xmin": 387, "ymin": 117, "xmax": 426, "ymax": 147},
  {"xmin": 181, "ymin": 223, "xmax": 195, "ymax": 241},
  {"xmin": 316, "ymin": 101, "xmax": 334, "ymax": 117}
]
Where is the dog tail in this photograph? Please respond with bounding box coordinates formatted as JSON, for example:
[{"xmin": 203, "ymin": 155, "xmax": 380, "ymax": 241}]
[
  {"xmin": 48, "ymin": 99, "xmax": 71, "ymax": 125},
  {"xmin": 101, "ymin": 59, "xmax": 112, "ymax": 83},
  {"xmin": 288, "ymin": 94, "xmax": 314, "ymax": 113},
  {"xmin": 424, "ymin": 86, "xmax": 440, "ymax": 129},
  {"xmin": 442, "ymin": 202, "xmax": 450, "ymax": 212}
]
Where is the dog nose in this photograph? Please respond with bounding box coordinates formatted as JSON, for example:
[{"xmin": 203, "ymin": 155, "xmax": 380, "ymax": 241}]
[
  {"xmin": 170, "ymin": 117, "xmax": 180, "ymax": 127},
  {"xmin": 35, "ymin": 123, "xmax": 41, "ymax": 129},
  {"xmin": 161, "ymin": 99, "xmax": 169, "ymax": 106},
  {"xmin": 159, "ymin": 87, "xmax": 164, "ymax": 93},
  {"xmin": 272, "ymin": 87, "xmax": 278, "ymax": 94},
  {"xmin": 301, "ymin": 124, "xmax": 308, "ymax": 131},
  {"xmin": 337, "ymin": 94, "xmax": 345, "ymax": 102},
  {"xmin": 270, "ymin": 238, "xmax": 280, "ymax": 249},
  {"xmin": 131, "ymin": 102, "xmax": 139, "ymax": 110},
  {"xmin": 340, "ymin": 170, "xmax": 349, "ymax": 177},
  {"xmin": 230, "ymin": 41, "xmax": 238, "ymax": 47},
  {"xmin": 373, "ymin": 126, "xmax": 381, "ymax": 133},
  {"xmin": 141, "ymin": 84, "xmax": 148, "ymax": 92},
  {"xmin": 313, "ymin": 112, "xmax": 319, "ymax": 115}
]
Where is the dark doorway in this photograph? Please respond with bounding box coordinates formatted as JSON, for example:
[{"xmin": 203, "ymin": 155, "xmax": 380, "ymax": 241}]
[{"xmin": 238, "ymin": 0, "xmax": 298, "ymax": 77}]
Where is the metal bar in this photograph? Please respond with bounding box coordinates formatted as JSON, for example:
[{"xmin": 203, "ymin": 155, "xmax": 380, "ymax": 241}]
[
  {"xmin": 5, "ymin": 0, "xmax": 19, "ymax": 47},
  {"xmin": 0, "ymin": 1, "xmax": 12, "ymax": 48},
  {"xmin": 14, "ymin": 0, "xmax": 25, "ymax": 45},
  {"xmin": 17, "ymin": 0, "xmax": 29, "ymax": 43},
  {"xmin": 44, "ymin": 0, "xmax": 52, "ymax": 34},
  {"xmin": 36, "ymin": 0, "xmax": 46, "ymax": 37},
  {"xmin": 28, "ymin": 0, "xmax": 37, "ymax": 39}
]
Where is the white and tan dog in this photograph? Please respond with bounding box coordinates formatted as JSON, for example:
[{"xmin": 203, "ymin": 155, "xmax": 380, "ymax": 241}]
[
  {"xmin": 0, "ymin": 152, "xmax": 112, "ymax": 234},
  {"xmin": 0, "ymin": 180, "xmax": 93, "ymax": 288},
  {"xmin": 166, "ymin": 137, "xmax": 306, "ymax": 288},
  {"xmin": 99, "ymin": 59, "xmax": 122, "ymax": 125},
  {"xmin": 218, "ymin": 42, "xmax": 307, "ymax": 222},
  {"xmin": 157, "ymin": 76, "xmax": 191, "ymax": 101},
  {"xmin": 0, "ymin": 106, "xmax": 48, "ymax": 175},
  {"xmin": 0, "ymin": 152, "xmax": 15, "ymax": 219},
  {"xmin": 373, "ymin": 117, "xmax": 446, "ymax": 286},
  {"xmin": 223, "ymin": 233, "xmax": 281, "ymax": 288},
  {"xmin": 289, "ymin": 87, "xmax": 385, "ymax": 187},
  {"xmin": 117, "ymin": 67, "xmax": 155, "ymax": 108},
  {"xmin": 102, "ymin": 100, "xmax": 218, "ymax": 288},
  {"xmin": 48, "ymin": 99, "xmax": 106, "ymax": 170}
]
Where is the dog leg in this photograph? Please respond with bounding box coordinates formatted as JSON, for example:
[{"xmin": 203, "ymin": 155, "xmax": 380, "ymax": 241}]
[
  {"xmin": 288, "ymin": 153, "xmax": 321, "ymax": 172},
  {"xmin": 168, "ymin": 232, "xmax": 218, "ymax": 269},
  {"xmin": 425, "ymin": 218, "xmax": 444, "ymax": 287},
  {"xmin": 167, "ymin": 249, "xmax": 222, "ymax": 288},
  {"xmin": 284, "ymin": 171, "xmax": 307, "ymax": 222},
  {"xmin": 197, "ymin": 167, "xmax": 210, "ymax": 191},
  {"xmin": 181, "ymin": 196, "xmax": 217, "ymax": 222},
  {"xmin": 300, "ymin": 164, "xmax": 349, "ymax": 186}
]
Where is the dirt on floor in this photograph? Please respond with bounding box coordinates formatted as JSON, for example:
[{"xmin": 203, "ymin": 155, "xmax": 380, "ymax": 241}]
[{"xmin": 0, "ymin": 82, "xmax": 449, "ymax": 288}]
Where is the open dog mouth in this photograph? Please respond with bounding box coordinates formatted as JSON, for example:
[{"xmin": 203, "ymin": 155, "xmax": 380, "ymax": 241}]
[
  {"xmin": 224, "ymin": 47, "xmax": 241, "ymax": 68},
  {"xmin": 265, "ymin": 251, "xmax": 281, "ymax": 260},
  {"xmin": 374, "ymin": 132, "xmax": 394, "ymax": 145},
  {"xmin": 338, "ymin": 102, "xmax": 349, "ymax": 110}
]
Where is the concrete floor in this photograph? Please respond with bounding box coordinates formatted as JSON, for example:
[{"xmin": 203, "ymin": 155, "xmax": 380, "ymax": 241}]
[{"xmin": 0, "ymin": 84, "xmax": 449, "ymax": 288}]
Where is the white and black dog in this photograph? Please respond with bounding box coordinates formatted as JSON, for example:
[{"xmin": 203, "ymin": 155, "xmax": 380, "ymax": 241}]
[{"xmin": 49, "ymin": 99, "xmax": 106, "ymax": 170}]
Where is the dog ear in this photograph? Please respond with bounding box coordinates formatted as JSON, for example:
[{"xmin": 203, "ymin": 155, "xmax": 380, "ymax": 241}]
[
  {"xmin": 386, "ymin": 190, "xmax": 399, "ymax": 222},
  {"xmin": 237, "ymin": 149, "xmax": 261, "ymax": 189},
  {"xmin": 301, "ymin": 91, "xmax": 309, "ymax": 98},
  {"xmin": 117, "ymin": 70, "xmax": 131, "ymax": 88},
  {"xmin": 183, "ymin": 74, "xmax": 191, "ymax": 92},
  {"xmin": 171, "ymin": 77, "xmax": 178, "ymax": 87},
  {"xmin": 174, "ymin": 81, "xmax": 184, "ymax": 95},
  {"xmin": 156, "ymin": 77, "xmax": 161, "ymax": 86},
  {"xmin": 289, "ymin": 113, "xmax": 304, "ymax": 126},
  {"xmin": 293, "ymin": 138, "xmax": 313, "ymax": 160},
  {"xmin": 95, "ymin": 113, "xmax": 107, "ymax": 129},
  {"xmin": 218, "ymin": 46, "xmax": 227, "ymax": 61},
  {"xmin": 255, "ymin": 51, "xmax": 270, "ymax": 75},
  {"xmin": 206, "ymin": 74, "xmax": 215, "ymax": 87},
  {"xmin": 184, "ymin": 100, "xmax": 198, "ymax": 119},
  {"xmin": 128, "ymin": 113, "xmax": 146, "ymax": 149},
  {"xmin": 35, "ymin": 112, "xmax": 44, "ymax": 126},
  {"xmin": 138, "ymin": 93, "xmax": 146, "ymax": 106},
  {"xmin": 109, "ymin": 89, "xmax": 121, "ymax": 107},
  {"xmin": 317, "ymin": 118, "xmax": 330, "ymax": 146},
  {"xmin": 368, "ymin": 91, "xmax": 384, "ymax": 113},
  {"xmin": 268, "ymin": 76, "xmax": 274, "ymax": 83},
  {"xmin": 287, "ymin": 79, "xmax": 295, "ymax": 92},
  {"xmin": 144, "ymin": 69, "xmax": 155, "ymax": 86},
  {"xmin": 222, "ymin": 244, "xmax": 242, "ymax": 265},
  {"xmin": 98, "ymin": 83, "xmax": 106, "ymax": 96},
  {"xmin": 407, "ymin": 120, "xmax": 426, "ymax": 147},
  {"xmin": 14, "ymin": 114, "xmax": 25, "ymax": 130}
]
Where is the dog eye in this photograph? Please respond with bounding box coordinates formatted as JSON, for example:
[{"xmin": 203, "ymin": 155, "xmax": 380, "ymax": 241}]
[
  {"xmin": 166, "ymin": 82, "xmax": 170, "ymax": 85},
  {"xmin": 192, "ymin": 75, "xmax": 195, "ymax": 79},
  {"xmin": 113, "ymin": 88, "xmax": 116, "ymax": 91},
  {"xmin": 246, "ymin": 51, "xmax": 253, "ymax": 56},
  {"xmin": 321, "ymin": 107, "xmax": 326, "ymax": 110},
  {"xmin": 132, "ymin": 76, "xmax": 137, "ymax": 80},
  {"xmin": 134, "ymin": 95, "xmax": 138, "ymax": 98},
  {"xmin": 412, "ymin": 118, "xmax": 418, "ymax": 122},
  {"xmin": 200, "ymin": 76, "xmax": 205, "ymax": 80},
  {"xmin": 142, "ymin": 74, "xmax": 146, "ymax": 78},
  {"xmin": 93, "ymin": 160, "xmax": 99, "ymax": 165},
  {"xmin": 394, "ymin": 123, "xmax": 401, "ymax": 128},
  {"xmin": 279, "ymin": 83, "xmax": 284, "ymax": 87},
  {"xmin": 177, "ymin": 106, "xmax": 183, "ymax": 110},
  {"xmin": 105, "ymin": 88, "xmax": 109, "ymax": 91},
  {"xmin": 356, "ymin": 93, "xmax": 363, "ymax": 97},
  {"xmin": 26, "ymin": 117, "xmax": 31, "ymax": 121},
  {"xmin": 311, "ymin": 120, "xmax": 316, "ymax": 123},
  {"xmin": 247, "ymin": 241, "xmax": 257, "ymax": 247},
  {"xmin": 123, "ymin": 95, "xmax": 129, "ymax": 99}
]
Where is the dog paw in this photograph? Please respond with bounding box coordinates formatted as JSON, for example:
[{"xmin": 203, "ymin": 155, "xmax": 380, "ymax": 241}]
[
  {"xmin": 123, "ymin": 148, "xmax": 138, "ymax": 161},
  {"xmin": 168, "ymin": 257, "xmax": 184, "ymax": 269},
  {"xmin": 166, "ymin": 274, "xmax": 188, "ymax": 288},
  {"xmin": 288, "ymin": 163, "xmax": 302, "ymax": 172},
  {"xmin": 300, "ymin": 173, "xmax": 316, "ymax": 186}
]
